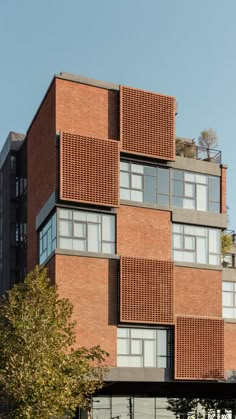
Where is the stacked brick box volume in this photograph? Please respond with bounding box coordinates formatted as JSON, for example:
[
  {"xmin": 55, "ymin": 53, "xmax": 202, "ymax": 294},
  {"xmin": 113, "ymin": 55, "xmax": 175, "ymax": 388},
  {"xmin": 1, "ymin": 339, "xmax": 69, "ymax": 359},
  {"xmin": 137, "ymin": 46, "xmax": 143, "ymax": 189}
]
[{"xmin": 23, "ymin": 72, "xmax": 230, "ymax": 385}]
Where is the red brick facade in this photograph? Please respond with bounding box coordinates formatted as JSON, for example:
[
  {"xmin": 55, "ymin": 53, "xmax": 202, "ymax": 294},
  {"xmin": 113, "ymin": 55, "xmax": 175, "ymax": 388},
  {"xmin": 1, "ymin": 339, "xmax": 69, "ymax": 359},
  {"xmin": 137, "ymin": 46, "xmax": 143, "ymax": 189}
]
[
  {"xmin": 221, "ymin": 165, "xmax": 227, "ymax": 214},
  {"xmin": 224, "ymin": 323, "xmax": 236, "ymax": 370},
  {"xmin": 60, "ymin": 132, "xmax": 119, "ymax": 207},
  {"xmin": 120, "ymin": 256, "xmax": 174, "ymax": 324},
  {"xmin": 117, "ymin": 206, "xmax": 172, "ymax": 260},
  {"xmin": 174, "ymin": 266, "xmax": 222, "ymax": 318},
  {"xmin": 120, "ymin": 86, "xmax": 176, "ymax": 160},
  {"xmin": 55, "ymin": 255, "xmax": 117, "ymax": 366},
  {"xmin": 175, "ymin": 316, "xmax": 224, "ymax": 380},
  {"xmin": 55, "ymin": 78, "xmax": 119, "ymax": 140},
  {"xmin": 24, "ymin": 74, "xmax": 231, "ymax": 387},
  {"xmin": 27, "ymin": 81, "xmax": 57, "ymax": 271}
]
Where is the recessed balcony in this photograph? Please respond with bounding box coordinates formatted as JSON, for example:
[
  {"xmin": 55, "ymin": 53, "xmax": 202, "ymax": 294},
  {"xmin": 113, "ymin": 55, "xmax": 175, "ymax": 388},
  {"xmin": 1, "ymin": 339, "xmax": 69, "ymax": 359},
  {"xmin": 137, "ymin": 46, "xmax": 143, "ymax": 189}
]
[{"xmin": 222, "ymin": 231, "xmax": 236, "ymax": 269}]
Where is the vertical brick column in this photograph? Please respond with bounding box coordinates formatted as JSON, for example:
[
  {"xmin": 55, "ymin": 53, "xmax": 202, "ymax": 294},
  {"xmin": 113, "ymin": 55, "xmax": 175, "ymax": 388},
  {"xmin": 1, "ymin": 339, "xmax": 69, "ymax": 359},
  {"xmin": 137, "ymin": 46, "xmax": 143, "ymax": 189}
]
[
  {"xmin": 27, "ymin": 81, "xmax": 57, "ymax": 271},
  {"xmin": 221, "ymin": 164, "xmax": 227, "ymax": 214}
]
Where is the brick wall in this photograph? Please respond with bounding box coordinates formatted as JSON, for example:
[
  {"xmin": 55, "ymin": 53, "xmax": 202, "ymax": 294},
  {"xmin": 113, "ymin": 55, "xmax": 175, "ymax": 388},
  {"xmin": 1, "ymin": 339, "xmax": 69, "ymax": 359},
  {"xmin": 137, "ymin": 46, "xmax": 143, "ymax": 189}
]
[
  {"xmin": 55, "ymin": 254, "xmax": 118, "ymax": 366},
  {"xmin": 224, "ymin": 322, "xmax": 236, "ymax": 370},
  {"xmin": 27, "ymin": 81, "xmax": 56, "ymax": 271},
  {"xmin": 175, "ymin": 316, "xmax": 224, "ymax": 380},
  {"xmin": 221, "ymin": 165, "xmax": 227, "ymax": 214},
  {"xmin": 174, "ymin": 266, "xmax": 222, "ymax": 318},
  {"xmin": 60, "ymin": 132, "xmax": 119, "ymax": 206},
  {"xmin": 120, "ymin": 256, "xmax": 174, "ymax": 324},
  {"xmin": 117, "ymin": 206, "xmax": 172, "ymax": 260},
  {"xmin": 55, "ymin": 78, "xmax": 119, "ymax": 140},
  {"xmin": 120, "ymin": 86, "xmax": 176, "ymax": 160}
]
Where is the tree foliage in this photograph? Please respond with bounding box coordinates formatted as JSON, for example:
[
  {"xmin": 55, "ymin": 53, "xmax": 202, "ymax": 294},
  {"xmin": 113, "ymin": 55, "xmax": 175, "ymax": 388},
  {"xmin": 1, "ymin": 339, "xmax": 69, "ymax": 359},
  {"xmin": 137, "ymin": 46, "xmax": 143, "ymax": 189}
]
[
  {"xmin": 167, "ymin": 398, "xmax": 198, "ymax": 418},
  {"xmin": 198, "ymin": 128, "xmax": 218, "ymax": 157},
  {"xmin": 0, "ymin": 266, "xmax": 108, "ymax": 418},
  {"xmin": 175, "ymin": 138, "xmax": 196, "ymax": 158},
  {"xmin": 221, "ymin": 232, "xmax": 233, "ymax": 265}
]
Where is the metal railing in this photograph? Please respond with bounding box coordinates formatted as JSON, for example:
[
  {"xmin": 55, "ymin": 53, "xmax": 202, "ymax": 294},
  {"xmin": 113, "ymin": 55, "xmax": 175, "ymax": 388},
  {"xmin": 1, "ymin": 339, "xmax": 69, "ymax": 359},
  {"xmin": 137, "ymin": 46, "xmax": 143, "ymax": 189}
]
[
  {"xmin": 175, "ymin": 142, "xmax": 221, "ymax": 164},
  {"xmin": 196, "ymin": 146, "xmax": 221, "ymax": 164}
]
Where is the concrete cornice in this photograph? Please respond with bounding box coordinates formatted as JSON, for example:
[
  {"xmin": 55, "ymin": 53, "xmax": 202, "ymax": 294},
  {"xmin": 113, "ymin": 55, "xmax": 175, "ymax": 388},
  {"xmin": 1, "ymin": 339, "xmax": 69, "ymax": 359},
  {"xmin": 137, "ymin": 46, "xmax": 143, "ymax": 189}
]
[{"xmin": 56, "ymin": 72, "xmax": 119, "ymax": 91}]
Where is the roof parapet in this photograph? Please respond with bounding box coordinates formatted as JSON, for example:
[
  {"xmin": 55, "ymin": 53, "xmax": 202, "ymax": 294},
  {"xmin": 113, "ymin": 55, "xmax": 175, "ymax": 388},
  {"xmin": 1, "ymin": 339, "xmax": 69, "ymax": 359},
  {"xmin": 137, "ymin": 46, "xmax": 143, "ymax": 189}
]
[{"xmin": 0, "ymin": 131, "xmax": 25, "ymax": 170}]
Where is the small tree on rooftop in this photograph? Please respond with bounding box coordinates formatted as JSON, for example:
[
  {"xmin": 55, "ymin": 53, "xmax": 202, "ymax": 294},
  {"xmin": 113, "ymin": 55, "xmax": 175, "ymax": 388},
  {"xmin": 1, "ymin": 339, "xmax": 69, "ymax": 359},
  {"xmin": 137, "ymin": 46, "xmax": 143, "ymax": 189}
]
[
  {"xmin": 198, "ymin": 128, "xmax": 218, "ymax": 158},
  {"xmin": 0, "ymin": 266, "xmax": 108, "ymax": 418},
  {"xmin": 221, "ymin": 232, "xmax": 233, "ymax": 266}
]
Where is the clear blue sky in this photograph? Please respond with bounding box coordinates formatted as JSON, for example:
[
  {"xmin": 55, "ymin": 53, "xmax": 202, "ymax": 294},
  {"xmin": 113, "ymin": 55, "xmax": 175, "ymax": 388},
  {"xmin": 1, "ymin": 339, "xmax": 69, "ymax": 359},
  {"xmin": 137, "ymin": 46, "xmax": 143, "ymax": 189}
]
[{"xmin": 1, "ymin": 0, "xmax": 236, "ymax": 229}]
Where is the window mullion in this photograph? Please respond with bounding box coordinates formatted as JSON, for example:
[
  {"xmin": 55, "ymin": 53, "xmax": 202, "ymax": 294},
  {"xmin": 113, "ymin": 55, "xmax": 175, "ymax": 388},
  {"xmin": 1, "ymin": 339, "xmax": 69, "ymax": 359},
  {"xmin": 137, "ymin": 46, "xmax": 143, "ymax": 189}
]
[{"xmin": 142, "ymin": 338, "xmax": 144, "ymax": 368}]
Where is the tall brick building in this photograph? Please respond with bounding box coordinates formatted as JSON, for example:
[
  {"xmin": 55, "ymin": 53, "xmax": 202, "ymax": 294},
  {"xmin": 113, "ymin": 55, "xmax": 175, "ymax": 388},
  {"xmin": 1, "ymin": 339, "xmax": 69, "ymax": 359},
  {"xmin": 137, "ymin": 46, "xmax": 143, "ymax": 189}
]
[{"xmin": 1, "ymin": 72, "xmax": 236, "ymax": 417}]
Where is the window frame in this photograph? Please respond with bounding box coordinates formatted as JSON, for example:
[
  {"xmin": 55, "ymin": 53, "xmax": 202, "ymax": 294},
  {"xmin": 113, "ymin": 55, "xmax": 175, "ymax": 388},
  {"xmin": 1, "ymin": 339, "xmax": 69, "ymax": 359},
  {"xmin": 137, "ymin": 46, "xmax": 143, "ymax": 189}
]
[
  {"xmin": 39, "ymin": 212, "xmax": 57, "ymax": 264},
  {"xmin": 172, "ymin": 223, "xmax": 221, "ymax": 265},
  {"xmin": 38, "ymin": 209, "xmax": 116, "ymax": 264},
  {"xmin": 222, "ymin": 281, "xmax": 236, "ymax": 319},
  {"xmin": 120, "ymin": 160, "xmax": 221, "ymax": 214},
  {"xmin": 117, "ymin": 327, "xmax": 173, "ymax": 369},
  {"xmin": 120, "ymin": 161, "xmax": 170, "ymax": 206},
  {"xmin": 57, "ymin": 208, "xmax": 116, "ymax": 255},
  {"xmin": 172, "ymin": 169, "xmax": 220, "ymax": 213}
]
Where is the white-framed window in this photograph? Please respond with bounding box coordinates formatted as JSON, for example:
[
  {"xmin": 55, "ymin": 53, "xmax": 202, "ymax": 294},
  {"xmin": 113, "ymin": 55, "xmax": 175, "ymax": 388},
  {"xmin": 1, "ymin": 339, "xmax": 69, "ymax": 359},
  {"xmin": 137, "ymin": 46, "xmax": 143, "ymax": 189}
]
[
  {"xmin": 39, "ymin": 209, "xmax": 116, "ymax": 264},
  {"xmin": 120, "ymin": 161, "xmax": 170, "ymax": 206},
  {"xmin": 120, "ymin": 160, "xmax": 220, "ymax": 213},
  {"xmin": 172, "ymin": 170, "xmax": 220, "ymax": 213},
  {"xmin": 223, "ymin": 282, "xmax": 236, "ymax": 319},
  {"xmin": 39, "ymin": 213, "xmax": 56, "ymax": 264},
  {"xmin": 117, "ymin": 327, "xmax": 172, "ymax": 368},
  {"xmin": 58, "ymin": 209, "xmax": 115, "ymax": 254},
  {"xmin": 172, "ymin": 224, "xmax": 221, "ymax": 265}
]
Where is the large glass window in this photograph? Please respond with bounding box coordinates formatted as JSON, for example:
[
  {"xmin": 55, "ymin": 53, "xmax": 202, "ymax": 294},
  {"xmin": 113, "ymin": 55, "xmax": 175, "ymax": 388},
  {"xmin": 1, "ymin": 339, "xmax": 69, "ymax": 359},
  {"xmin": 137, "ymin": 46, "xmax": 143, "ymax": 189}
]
[
  {"xmin": 58, "ymin": 209, "xmax": 115, "ymax": 255},
  {"xmin": 172, "ymin": 170, "xmax": 220, "ymax": 212},
  {"xmin": 39, "ymin": 213, "xmax": 56, "ymax": 264},
  {"xmin": 120, "ymin": 161, "xmax": 169, "ymax": 206},
  {"xmin": 173, "ymin": 224, "xmax": 221, "ymax": 265},
  {"xmin": 117, "ymin": 327, "xmax": 172, "ymax": 368},
  {"xmin": 92, "ymin": 396, "xmax": 176, "ymax": 419},
  {"xmin": 39, "ymin": 209, "xmax": 116, "ymax": 264},
  {"xmin": 120, "ymin": 161, "xmax": 220, "ymax": 213},
  {"xmin": 223, "ymin": 282, "xmax": 236, "ymax": 319}
]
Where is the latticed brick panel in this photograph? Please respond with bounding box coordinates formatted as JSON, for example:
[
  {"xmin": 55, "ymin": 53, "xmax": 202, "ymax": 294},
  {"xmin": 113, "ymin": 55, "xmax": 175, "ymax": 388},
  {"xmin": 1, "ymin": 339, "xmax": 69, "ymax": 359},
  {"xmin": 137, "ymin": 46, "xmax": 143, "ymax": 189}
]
[
  {"xmin": 120, "ymin": 256, "xmax": 174, "ymax": 324},
  {"xmin": 120, "ymin": 86, "xmax": 176, "ymax": 160},
  {"xmin": 175, "ymin": 316, "xmax": 224, "ymax": 380},
  {"xmin": 60, "ymin": 132, "xmax": 119, "ymax": 206}
]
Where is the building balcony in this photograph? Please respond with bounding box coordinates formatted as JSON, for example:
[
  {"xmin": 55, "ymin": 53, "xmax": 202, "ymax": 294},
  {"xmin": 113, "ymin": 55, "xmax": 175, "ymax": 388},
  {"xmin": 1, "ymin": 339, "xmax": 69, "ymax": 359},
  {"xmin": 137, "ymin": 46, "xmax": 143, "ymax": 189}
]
[
  {"xmin": 176, "ymin": 138, "xmax": 221, "ymax": 164},
  {"xmin": 222, "ymin": 231, "xmax": 236, "ymax": 269}
]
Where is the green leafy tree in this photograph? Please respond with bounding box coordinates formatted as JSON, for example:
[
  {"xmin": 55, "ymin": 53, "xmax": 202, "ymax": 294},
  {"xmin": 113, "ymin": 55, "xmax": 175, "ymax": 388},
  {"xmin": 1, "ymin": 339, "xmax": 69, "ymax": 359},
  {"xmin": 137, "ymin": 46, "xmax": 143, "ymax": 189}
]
[{"xmin": 0, "ymin": 266, "xmax": 108, "ymax": 418}]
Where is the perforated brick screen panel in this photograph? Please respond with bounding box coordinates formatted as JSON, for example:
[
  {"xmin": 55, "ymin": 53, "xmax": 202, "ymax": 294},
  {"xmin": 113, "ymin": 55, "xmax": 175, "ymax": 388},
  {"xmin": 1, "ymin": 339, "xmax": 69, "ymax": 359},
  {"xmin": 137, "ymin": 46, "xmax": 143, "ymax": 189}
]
[
  {"xmin": 120, "ymin": 86, "xmax": 176, "ymax": 160},
  {"xmin": 60, "ymin": 132, "xmax": 119, "ymax": 207},
  {"xmin": 175, "ymin": 316, "xmax": 224, "ymax": 380},
  {"xmin": 120, "ymin": 256, "xmax": 174, "ymax": 324}
]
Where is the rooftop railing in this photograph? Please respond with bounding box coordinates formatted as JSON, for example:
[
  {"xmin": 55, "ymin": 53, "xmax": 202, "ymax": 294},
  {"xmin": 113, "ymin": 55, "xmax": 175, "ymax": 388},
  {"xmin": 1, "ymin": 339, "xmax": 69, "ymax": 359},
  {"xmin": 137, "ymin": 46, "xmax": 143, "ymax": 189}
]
[
  {"xmin": 196, "ymin": 146, "xmax": 221, "ymax": 164},
  {"xmin": 175, "ymin": 140, "xmax": 221, "ymax": 164}
]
